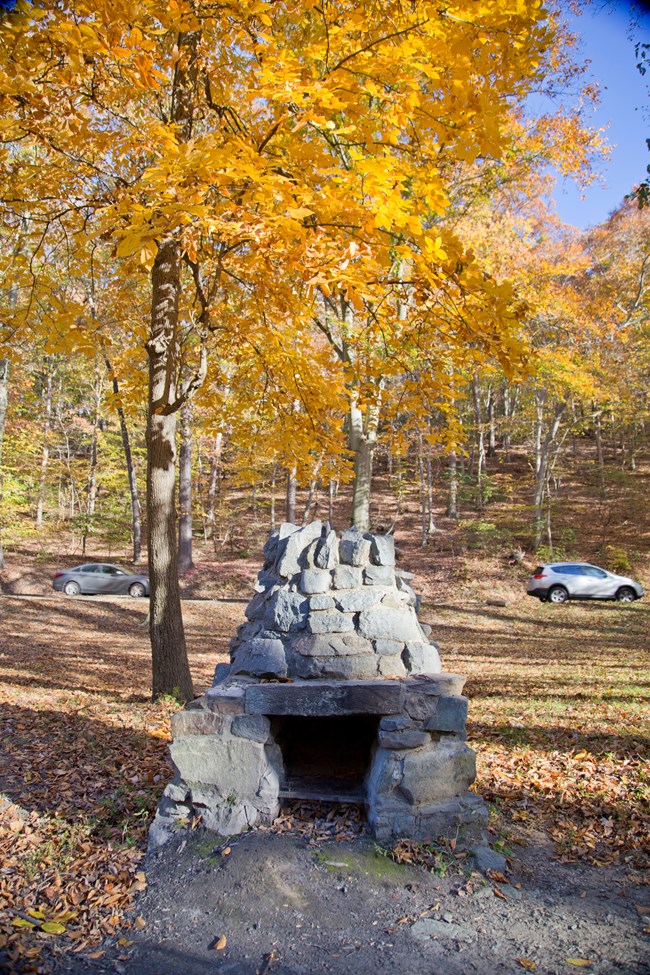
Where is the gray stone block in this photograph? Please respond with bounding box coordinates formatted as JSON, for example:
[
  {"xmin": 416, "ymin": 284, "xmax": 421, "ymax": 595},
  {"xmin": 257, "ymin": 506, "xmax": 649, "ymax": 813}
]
[
  {"xmin": 398, "ymin": 740, "xmax": 476, "ymax": 804},
  {"xmin": 334, "ymin": 588, "xmax": 383, "ymax": 612},
  {"xmin": 276, "ymin": 520, "xmax": 322, "ymax": 577},
  {"xmin": 263, "ymin": 530, "xmax": 280, "ymax": 563},
  {"xmin": 358, "ymin": 606, "xmax": 421, "ymax": 642},
  {"xmin": 332, "ymin": 565, "xmax": 363, "ymax": 589},
  {"xmin": 379, "ymin": 714, "xmax": 414, "ymax": 732},
  {"xmin": 339, "ymin": 526, "xmax": 372, "ymax": 566},
  {"xmin": 205, "ymin": 685, "xmax": 246, "ymax": 715},
  {"xmin": 374, "ymin": 638, "xmax": 405, "ymax": 656},
  {"xmin": 317, "ymin": 654, "xmax": 379, "ymax": 680},
  {"xmin": 370, "ymin": 534, "xmax": 395, "ymax": 566},
  {"xmin": 379, "ymin": 590, "xmax": 404, "ymax": 609},
  {"xmin": 364, "ymin": 565, "xmax": 396, "ymax": 587},
  {"xmin": 231, "ymin": 637, "xmax": 288, "ymax": 678},
  {"xmin": 378, "ymin": 654, "xmax": 408, "ymax": 678},
  {"xmin": 404, "ymin": 673, "xmax": 467, "ymax": 696},
  {"xmin": 254, "ymin": 569, "xmax": 277, "ymax": 593},
  {"xmin": 402, "ymin": 641, "xmax": 441, "ymax": 674},
  {"xmin": 263, "ymin": 589, "xmax": 308, "ymax": 632},
  {"xmin": 292, "ymin": 633, "xmax": 372, "ymax": 657},
  {"xmin": 245, "ymin": 588, "xmax": 270, "ymax": 621},
  {"xmin": 378, "ymin": 728, "xmax": 430, "ymax": 749},
  {"xmin": 212, "ymin": 662, "xmax": 231, "ymax": 685},
  {"xmin": 424, "ymin": 695, "xmax": 469, "ymax": 735},
  {"xmin": 245, "ymin": 679, "xmax": 405, "ymax": 716},
  {"xmin": 231, "ymin": 714, "xmax": 271, "ymax": 742},
  {"xmin": 171, "ymin": 710, "xmax": 225, "ymax": 738},
  {"xmin": 404, "ymin": 691, "xmax": 433, "ymax": 721},
  {"xmin": 170, "ymin": 736, "xmax": 268, "ymax": 795},
  {"xmin": 309, "ymin": 593, "xmax": 335, "ymax": 610},
  {"xmin": 308, "ymin": 609, "xmax": 355, "ymax": 634},
  {"xmin": 300, "ymin": 568, "xmax": 332, "ymax": 594},
  {"xmin": 164, "ymin": 780, "xmax": 190, "ymax": 803},
  {"xmin": 314, "ymin": 530, "xmax": 339, "ymax": 569}
]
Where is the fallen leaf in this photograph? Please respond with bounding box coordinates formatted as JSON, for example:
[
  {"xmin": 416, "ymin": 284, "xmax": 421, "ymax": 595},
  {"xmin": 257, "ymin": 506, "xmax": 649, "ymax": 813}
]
[
  {"xmin": 41, "ymin": 921, "xmax": 66, "ymax": 935},
  {"xmin": 565, "ymin": 960, "xmax": 592, "ymax": 968},
  {"xmin": 222, "ymin": 846, "xmax": 232, "ymax": 857},
  {"xmin": 493, "ymin": 887, "xmax": 508, "ymax": 901},
  {"xmin": 213, "ymin": 934, "xmax": 227, "ymax": 951},
  {"xmin": 518, "ymin": 960, "xmax": 536, "ymax": 971},
  {"xmin": 134, "ymin": 916, "xmax": 146, "ymax": 930}
]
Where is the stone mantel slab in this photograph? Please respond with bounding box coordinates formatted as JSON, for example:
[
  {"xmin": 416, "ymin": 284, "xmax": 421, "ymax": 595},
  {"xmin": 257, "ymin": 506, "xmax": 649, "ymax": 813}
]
[{"xmin": 244, "ymin": 679, "xmax": 406, "ymax": 716}]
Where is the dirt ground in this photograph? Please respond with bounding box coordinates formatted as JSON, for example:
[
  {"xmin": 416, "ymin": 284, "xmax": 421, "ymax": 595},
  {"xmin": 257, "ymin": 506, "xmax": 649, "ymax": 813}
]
[{"xmin": 53, "ymin": 825, "xmax": 649, "ymax": 975}]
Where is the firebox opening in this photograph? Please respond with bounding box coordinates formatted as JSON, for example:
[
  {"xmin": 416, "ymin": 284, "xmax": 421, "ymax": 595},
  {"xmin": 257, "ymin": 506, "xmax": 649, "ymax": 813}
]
[{"xmin": 272, "ymin": 714, "xmax": 380, "ymax": 804}]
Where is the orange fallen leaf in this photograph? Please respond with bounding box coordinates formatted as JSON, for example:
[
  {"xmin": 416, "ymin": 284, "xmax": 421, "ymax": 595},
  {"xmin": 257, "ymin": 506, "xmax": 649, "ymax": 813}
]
[
  {"xmin": 213, "ymin": 934, "xmax": 227, "ymax": 951},
  {"xmin": 493, "ymin": 887, "xmax": 508, "ymax": 901},
  {"xmin": 518, "ymin": 960, "xmax": 536, "ymax": 971},
  {"xmin": 222, "ymin": 847, "xmax": 232, "ymax": 857},
  {"xmin": 133, "ymin": 916, "xmax": 146, "ymax": 930}
]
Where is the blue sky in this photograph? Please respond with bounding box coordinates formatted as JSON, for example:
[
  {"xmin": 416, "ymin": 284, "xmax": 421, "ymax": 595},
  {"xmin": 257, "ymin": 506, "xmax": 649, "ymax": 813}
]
[{"xmin": 551, "ymin": 1, "xmax": 650, "ymax": 229}]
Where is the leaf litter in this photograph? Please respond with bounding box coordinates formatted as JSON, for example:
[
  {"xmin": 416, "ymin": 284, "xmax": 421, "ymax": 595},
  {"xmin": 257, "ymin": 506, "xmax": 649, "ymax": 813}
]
[{"xmin": 0, "ymin": 589, "xmax": 648, "ymax": 972}]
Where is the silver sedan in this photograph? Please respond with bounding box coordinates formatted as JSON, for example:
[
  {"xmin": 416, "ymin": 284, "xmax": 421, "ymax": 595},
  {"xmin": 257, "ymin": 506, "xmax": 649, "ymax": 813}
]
[{"xmin": 52, "ymin": 563, "xmax": 149, "ymax": 597}]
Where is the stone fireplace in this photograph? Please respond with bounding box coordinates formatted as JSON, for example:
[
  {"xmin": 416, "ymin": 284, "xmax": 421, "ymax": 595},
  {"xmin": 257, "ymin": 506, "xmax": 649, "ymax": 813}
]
[{"xmin": 150, "ymin": 522, "xmax": 487, "ymax": 848}]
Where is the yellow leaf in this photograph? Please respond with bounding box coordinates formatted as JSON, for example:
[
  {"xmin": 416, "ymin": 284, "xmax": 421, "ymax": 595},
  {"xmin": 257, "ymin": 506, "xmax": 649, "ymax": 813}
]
[
  {"xmin": 213, "ymin": 935, "xmax": 227, "ymax": 951},
  {"xmin": 13, "ymin": 918, "xmax": 38, "ymax": 929},
  {"xmin": 518, "ymin": 960, "xmax": 536, "ymax": 971},
  {"xmin": 565, "ymin": 961, "xmax": 592, "ymax": 968},
  {"xmin": 286, "ymin": 206, "xmax": 314, "ymax": 221},
  {"xmin": 41, "ymin": 921, "xmax": 67, "ymax": 935}
]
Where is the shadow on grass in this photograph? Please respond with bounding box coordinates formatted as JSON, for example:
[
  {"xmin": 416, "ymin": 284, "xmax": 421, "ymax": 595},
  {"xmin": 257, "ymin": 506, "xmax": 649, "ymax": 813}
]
[
  {"xmin": 0, "ymin": 702, "xmax": 171, "ymax": 827},
  {"xmin": 468, "ymin": 720, "xmax": 650, "ymax": 757}
]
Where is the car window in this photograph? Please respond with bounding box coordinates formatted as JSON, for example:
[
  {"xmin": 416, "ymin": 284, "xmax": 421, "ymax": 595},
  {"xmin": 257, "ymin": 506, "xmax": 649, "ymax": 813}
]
[
  {"xmin": 583, "ymin": 566, "xmax": 607, "ymax": 578},
  {"xmin": 553, "ymin": 565, "xmax": 577, "ymax": 575},
  {"xmin": 80, "ymin": 565, "xmax": 99, "ymax": 573},
  {"xmin": 101, "ymin": 565, "xmax": 118, "ymax": 574}
]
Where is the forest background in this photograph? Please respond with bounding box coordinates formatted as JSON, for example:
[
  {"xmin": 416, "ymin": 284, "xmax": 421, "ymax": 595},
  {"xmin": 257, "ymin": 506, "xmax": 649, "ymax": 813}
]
[{"xmin": 0, "ymin": 0, "xmax": 648, "ymax": 698}]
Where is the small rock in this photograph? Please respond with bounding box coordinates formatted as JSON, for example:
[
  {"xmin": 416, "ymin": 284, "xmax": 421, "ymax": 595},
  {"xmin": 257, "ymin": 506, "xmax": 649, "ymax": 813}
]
[{"xmin": 471, "ymin": 846, "xmax": 507, "ymax": 875}]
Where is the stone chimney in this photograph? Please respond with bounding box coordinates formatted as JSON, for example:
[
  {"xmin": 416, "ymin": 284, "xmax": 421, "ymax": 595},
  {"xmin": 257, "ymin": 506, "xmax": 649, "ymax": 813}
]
[{"xmin": 150, "ymin": 523, "xmax": 487, "ymax": 850}]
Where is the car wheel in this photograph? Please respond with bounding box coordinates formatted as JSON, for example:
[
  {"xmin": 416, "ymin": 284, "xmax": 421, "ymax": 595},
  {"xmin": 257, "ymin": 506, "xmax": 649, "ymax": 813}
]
[
  {"xmin": 63, "ymin": 580, "xmax": 81, "ymax": 596},
  {"xmin": 129, "ymin": 582, "xmax": 146, "ymax": 598},
  {"xmin": 616, "ymin": 586, "xmax": 636, "ymax": 603},
  {"xmin": 539, "ymin": 596, "xmax": 548, "ymax": 603},
  {"xmin": 548, "ymin": 586, "xmax": 568, "ymax": 604}
]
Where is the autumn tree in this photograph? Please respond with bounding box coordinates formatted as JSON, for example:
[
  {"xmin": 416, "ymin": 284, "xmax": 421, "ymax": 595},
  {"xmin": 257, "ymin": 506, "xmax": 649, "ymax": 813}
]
[{"xmin": 0, "ymin": 0, "xmax": 567, "ymax": 699}]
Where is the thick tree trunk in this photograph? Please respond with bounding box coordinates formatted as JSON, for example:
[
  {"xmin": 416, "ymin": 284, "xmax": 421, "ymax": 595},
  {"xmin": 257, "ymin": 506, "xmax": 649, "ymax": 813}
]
[
  {"xmin": 0, "ymin": 359, "xmax": 8, "ymax": 568},
  {"xmin": 178, "ymin": 400, "xmax": 194, "ymax": 575},
  {"xmin": 147, "ymin": 239, "xmax": 193, "ymax": 703},
  {"xmin": 36, "ymin": 368, "xmax": 53, "ymax": 529}
]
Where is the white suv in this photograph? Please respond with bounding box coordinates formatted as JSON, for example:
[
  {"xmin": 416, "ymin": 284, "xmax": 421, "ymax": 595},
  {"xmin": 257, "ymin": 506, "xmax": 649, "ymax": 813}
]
[{"xmin": 526, "ymin": 563, "xmax": 644, "ymax": 604}]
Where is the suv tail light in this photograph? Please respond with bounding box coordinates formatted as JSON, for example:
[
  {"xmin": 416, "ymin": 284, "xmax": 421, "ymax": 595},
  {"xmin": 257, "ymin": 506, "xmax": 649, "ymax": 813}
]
[
  {"xmin": 533, "ymin": 571, "xmax": 546, "ymax": 579},
  {"xmin": 53, "ymin": 572, "xmax": 64, "ymax": 579}
]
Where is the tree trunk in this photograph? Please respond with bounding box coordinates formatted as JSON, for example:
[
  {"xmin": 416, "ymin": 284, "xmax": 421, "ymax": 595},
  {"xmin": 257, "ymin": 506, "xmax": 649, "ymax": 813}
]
[
  {"xmin": 595, "ymin": 410, "xmax": 606, "ymax": 500},
  {"xmin": 207, "ymin": 432, "xmax": 223, "ymax": 545},
  {"xmin": 0, "ymin": 359, "xmax": 8, "ymax": 568},
  {"xmin": 82, "ymin": 358, "xmax": 102, "ymax": 558},
  {"xmin": 349, "ymin": 398, "xmax": 379, "ymax": 532},
  {"xmin": 270, "ymin": 463, "xmax": 276, "ymax": 529},
  {"xmin": 147, "ymin": 238, "xmax": 193, "ymax": 703},
  {"xmin": 446, "ymin": 447, "xmax": 459, "ymax": 520},
  {"xmin": 487, "ymin": 386, "xmax": 496, "ymax": 457},
  {"xmin": 36, "ymin": 367, "xmax": 53, "ymax": 530},
  {"xmin": 533, "ymin": 393, "xmax": 564, "ymax": 550},
  {"xmin": 178, "ymin": 400, "xmax": 194, "ymax": 575},
  {"xmin": 471, "ymin": 375, "xmax": 486, "ymax": 508},
  {"xmin": 285, "ymin": 467, "xmax": 297, "ymax": 523},
  {"xmin": 103, "ymin": 354, "xmax": 142, "ymax": 563}
]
